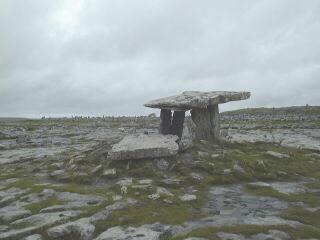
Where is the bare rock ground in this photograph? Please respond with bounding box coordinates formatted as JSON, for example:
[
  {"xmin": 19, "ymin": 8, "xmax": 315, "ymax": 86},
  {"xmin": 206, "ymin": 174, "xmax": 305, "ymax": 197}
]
[{"xmin": 0, "ymin": 108, "xmax": 319, "ymax": 240}]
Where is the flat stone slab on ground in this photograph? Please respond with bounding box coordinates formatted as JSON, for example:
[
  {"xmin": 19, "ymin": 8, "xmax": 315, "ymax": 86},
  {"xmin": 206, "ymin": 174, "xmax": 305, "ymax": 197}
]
[{"xmin": 108, "ymin": 133, "xmax": 179, "ymax": 161}]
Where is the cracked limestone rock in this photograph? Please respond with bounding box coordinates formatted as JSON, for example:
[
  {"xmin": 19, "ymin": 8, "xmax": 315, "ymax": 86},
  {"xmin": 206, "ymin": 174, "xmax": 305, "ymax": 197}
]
[{"xmin": 108, "ymin": 133, "xmax": 179, "ymax": 161}]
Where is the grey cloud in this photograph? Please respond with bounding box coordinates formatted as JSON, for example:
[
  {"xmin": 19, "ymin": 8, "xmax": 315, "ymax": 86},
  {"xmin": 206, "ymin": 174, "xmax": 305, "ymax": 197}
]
[{"xmin": 0, "ymin": 0, "xmax": 319, "ymax": 117}]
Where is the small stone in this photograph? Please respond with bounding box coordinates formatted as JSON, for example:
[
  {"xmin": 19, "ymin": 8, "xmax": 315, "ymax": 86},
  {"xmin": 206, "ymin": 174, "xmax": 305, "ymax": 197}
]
[
  {"xmin": 163, "ymin": 199, "xmax": 173, "ymax": 204},
  {"xmin": 180, "ymin": 153, "xmax": 194, "ymax": 167},
  {"xmin": 223, "ymin": 169, "xmax": 231, "ymax": 174},
  {"xmin": 162, "ymin": 178, "xmax": 181, "ymax": 185},
  {"xmin": 117, "ymin": 178, "xmax": 133, "ymax": 186},
  {"xmin": 51, "ymin": 162, "xmax": 64, "ymax": 168},
  {"xmin": 276, "ymin": 171, "xmax": 287, "ymax": 177},
  {"xmin": 148, "ymin": 193, "xmax": 160, "ymax": 200},
  {"xmin": 266, "ymin": 151, "xmax": 289, "ymax": 159},
  {"xmin": 23, "ymin": 234, "xmax": 43, "ymax": 240},
  {"xmin": 216, "ymin": 232, "xmax": 245, "ymax": 240},
  {"xmin": 131, "ymin": 184, "xmax": 151, "ymax": 190},
  {"xmin": 154, "ymin": 158, "xmax": 169, "ymax": 171},
  {"xmin": 69, "ymin": 164, "xmax": 77, "ymax": 170},
  {"xmin": 68, "ymin": 159, "xmax": 75, "ymax": 165},
  {"xmin": 138, "ymin": 179, "xmax": 153, "ymax": 185},
  {"xmin": 190, "ymin": 172, "xmax": 204, "ymax": 180},
  {"xmin": 248, "ymin": 182, "xmax": 271, "ymax": 188},
  {"xmin": 102, "ymin": 168, "xmax": 117, "ymax": 177},
  {"xmin": 118, "ymin": 128, "xmax": 125, "ymax": 132},
  {"xmin": 112, "ymin": 195, "xmax": 123, "ymax": 201},
  {"xmin": 91, "ymin": 164, "xmax": 102, "ymax": 174},
  {"xmin": 41, "ymin": 188, "xmax": 56, "ymax": 196},
  {"xmin": 120, "ymin": 186, "xmax": 127, "ymax": 195},
  {"xmin": 179, "ymin": 194, "xmax": 197, "ymax": 202},
  {"xmin": 233, "ymin": 164, "xmax": 245, "ymax": 174},
  {"xmin": 198, "ymin": 151, "xmax": 209, "ymax": 157},
  {"xmin": 156, "ymin": 187, "xmax": 174, "ymax": 197},
  {"xmin": 211, "ymin": 154, "xmax": 220, "ymax": 158},
  {"xmin": 50, "ymin": 170, "xmax": 65, "ymax": 177},
  {"xmin": 256, "ymin": 159, "xmax": 266, "ymax": 169}
]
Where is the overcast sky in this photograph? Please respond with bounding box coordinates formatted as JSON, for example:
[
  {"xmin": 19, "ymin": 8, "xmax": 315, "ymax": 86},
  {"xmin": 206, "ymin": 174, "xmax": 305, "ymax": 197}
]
[{"xmin": 0, "ymin": 0, "xmax": 319, "ymax": 117}]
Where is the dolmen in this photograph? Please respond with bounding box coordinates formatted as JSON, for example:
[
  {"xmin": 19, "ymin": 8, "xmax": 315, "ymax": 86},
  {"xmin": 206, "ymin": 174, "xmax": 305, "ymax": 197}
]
[
  {"xmin": 108, "ymin": 91, "xmax": 250, "ymax": 161},
  {"xmin": 144, "ymin": 91, "xmax": 250, "ymax": 140}
]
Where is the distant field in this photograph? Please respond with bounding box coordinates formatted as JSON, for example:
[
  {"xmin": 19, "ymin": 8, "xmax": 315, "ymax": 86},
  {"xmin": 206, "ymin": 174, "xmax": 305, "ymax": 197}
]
[{"xmin": 221, "ymin": 106, "xmax": 320, "ymax": 115}]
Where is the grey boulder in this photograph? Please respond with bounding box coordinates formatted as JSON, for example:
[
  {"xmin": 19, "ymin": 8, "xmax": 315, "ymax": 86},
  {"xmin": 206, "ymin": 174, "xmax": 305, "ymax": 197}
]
[{"xmin": 108, "ymin": 133, "xmax": 179, "ymax": 161}]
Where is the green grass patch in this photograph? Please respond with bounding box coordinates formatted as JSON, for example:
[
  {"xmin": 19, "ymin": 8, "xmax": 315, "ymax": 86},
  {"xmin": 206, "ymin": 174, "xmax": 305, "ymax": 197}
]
[
  {"xmin": 281, "ymin": 207, "xmax": 320, "ymax": 227},
  {"xmin": 94, "ymin": 200, "xmax": 203, "ymax": 237},
  {"xmin": 192, "ymin": 140, "xmax": 320, "ymax": 184},
  {"xmin": 24, "ymin": 197, "xmax": 64, "ymax": 214},
  {"xmin": 4, "ymin": 178, "xmax": 45, "ymax": 193}
]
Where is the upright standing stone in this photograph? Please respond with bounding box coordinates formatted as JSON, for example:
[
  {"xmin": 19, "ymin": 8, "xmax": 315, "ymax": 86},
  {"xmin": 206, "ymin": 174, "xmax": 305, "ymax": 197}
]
[
  {"xmin": 170, "ymin": 111, "xmax": 185, "ymax": 138},
  {"xmin": 159, "ymin": 109, "xmax": 172, "ymax": 135},
  {"xmin": 191, "ymin": 105, "xmax": 219, "ymax": 140}
]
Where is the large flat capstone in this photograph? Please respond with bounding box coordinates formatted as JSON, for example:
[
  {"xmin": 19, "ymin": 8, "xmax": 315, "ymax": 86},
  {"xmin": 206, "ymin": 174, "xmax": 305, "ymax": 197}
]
[
  {"xmin": 108, "ymin": 133, "xmax": 179, "ymax": 161},
  {"xmin": 144, "ymin": 91, "xmax": 250, "ymax": 110}
]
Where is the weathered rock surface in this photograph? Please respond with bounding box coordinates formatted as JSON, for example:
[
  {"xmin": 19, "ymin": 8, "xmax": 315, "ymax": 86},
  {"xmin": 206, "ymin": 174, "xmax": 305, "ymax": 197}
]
[
  {"xmin": 179, "ymin": 118, "xmax": 196, "ymax": 150},
  {"xmin": 248, "ymin": 181, "xmax": 308, "ymax": 195},
  {"xmin": 154, "ymin": 158, "xmax": 169, "ymax": 170},
  {"xmin": 0, "ymin": 226, "xmax": 38, "ymax": 240},
  {"xmin": 86, "ymin": 199, "xmax": 137, "ymax": 224},
  {"xmin": 23, "ymin": 234, "xmax": 43, "ymax": 240},
  {"xmin": 266, "ymin": 151, "xmax": 289, "ymax": 159},
  {"xmin": 0, "ymin": 205, "xmax": 32, "ymax": 223},
  {"xmin": 108, "ymin": 133, "xmax": 179, "ymax": 161},
  {"xmin": 202, "ymin": 185, "xmax": 288, "ymax": 216},
  {"xmin": 144, "ymin": 91, "xmax": 250, "ymax": 110},
  {"xmin": 216, "ymin": 229, "xmax": 290, "ymax": 240},
  {"xmin": 0, "ymin": 110, "xmax": 319, "ymax": 240},
  {"xmin": 184, "ymin": 238, "xmax": 208, "ymax": 240},
  {"xmin": 11, "ymin": 210, "xmax": 82, "ymax": 229},
  {"xmin": 228, "ymin": 128, "xmax": 320, "ymax": 151},
  {"xmin": 47, "ymin": 219, "xmax": 95, "ymax": 240},
  {"xmin": 95, "ymin": 223, "xmax": 165, "ymax": 240},
  {"xmin": 179, "ymin": 194, "xmax": 197, "ymax": 202},
  {"xmin": 191, "ymin": 104, "xmax": 220, "ymax": 140}
]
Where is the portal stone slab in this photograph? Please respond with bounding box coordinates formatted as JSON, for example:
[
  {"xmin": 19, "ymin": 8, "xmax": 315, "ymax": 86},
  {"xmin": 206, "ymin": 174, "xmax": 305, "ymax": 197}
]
[{"xmin": 144, "ymin": 91, "xmax": 250, "ymax": 110}]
